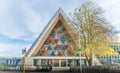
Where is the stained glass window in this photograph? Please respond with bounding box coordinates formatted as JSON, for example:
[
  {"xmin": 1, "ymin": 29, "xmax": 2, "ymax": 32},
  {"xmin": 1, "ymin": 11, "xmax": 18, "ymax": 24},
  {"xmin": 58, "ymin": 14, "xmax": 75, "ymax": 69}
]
[{"xmin": 36, "ymin": 21, "xmax": 75, "ymax": 56}]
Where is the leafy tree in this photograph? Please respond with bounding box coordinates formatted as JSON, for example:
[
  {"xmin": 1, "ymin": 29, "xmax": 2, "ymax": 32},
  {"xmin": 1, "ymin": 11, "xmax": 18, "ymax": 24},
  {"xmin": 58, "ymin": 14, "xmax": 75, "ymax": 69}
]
[{"xmin": 68, "ymin": 1, "xmax": 116, "ymax": 66}]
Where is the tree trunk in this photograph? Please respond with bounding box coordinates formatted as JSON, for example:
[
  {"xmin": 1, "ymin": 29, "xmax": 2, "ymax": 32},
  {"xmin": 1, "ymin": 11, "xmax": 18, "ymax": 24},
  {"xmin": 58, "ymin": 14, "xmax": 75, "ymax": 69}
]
[
  {"xmin": 88, "ymin": 58, "xmax": 92, "ymax": 66},
  {"xmin": 85, "ymin": 55, "xmax": 92, "ymax": 66}
]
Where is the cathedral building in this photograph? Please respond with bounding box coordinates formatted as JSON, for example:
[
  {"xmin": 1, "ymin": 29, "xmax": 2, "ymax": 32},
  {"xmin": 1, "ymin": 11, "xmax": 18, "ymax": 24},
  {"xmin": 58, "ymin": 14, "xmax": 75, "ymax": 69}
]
[{"xmin": 26, "ymin": 8, "xmax": 86, "ymax": 70}]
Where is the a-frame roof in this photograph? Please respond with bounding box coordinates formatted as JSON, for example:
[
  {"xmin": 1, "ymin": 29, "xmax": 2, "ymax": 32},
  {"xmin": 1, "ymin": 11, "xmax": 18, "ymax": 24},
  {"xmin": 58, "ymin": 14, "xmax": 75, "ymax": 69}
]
[{"xmin": 27, "ymin": 8, "xmax": 77, "ymax": 57}]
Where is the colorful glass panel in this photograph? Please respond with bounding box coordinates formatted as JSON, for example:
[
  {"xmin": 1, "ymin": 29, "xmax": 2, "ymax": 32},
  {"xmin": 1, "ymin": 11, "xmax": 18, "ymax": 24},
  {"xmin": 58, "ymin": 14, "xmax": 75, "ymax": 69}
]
[
  {"xmin": 44, "ymin": 40, "xmax": 49, "ymax": 45},
  {"xmin": 64, "ymin": 45, "xmax": 68, "ymax": 49},
  {"xmin": 57, "ymin": 51, "xmax": 62, "ymax": 56},
  {"xmin": 36, "ymin": 21, "xmax": 75, "ymax": 56},
  {"xmin": 54, "ymin": 45, "xmax": 59, "ymax": 50},
  {"xmin": 47, "ymin": 35, "xmax": 52, "ymax": 40},
  {"xmin": 51, "ymin": 30, "xmax": 55, "ymax": 34},
  {"xmin": 50, "ymin": 51, "xmax": 56, "ymax": 56},
  {"xmin": 61, "ymin": 45, "xmax": 66, "ymax": 50},
  {"xmin": 54, "ymin": 39, "xmax": 59, "ymax": 43},
  {"xmin": 41, "ymin": 50, "xmax": 45, "ymax": 55},
  {"xmin": 51, "ymin": 33, "xmax": 56, "ymax": 38},
  {"xmin": 47, "ymin": 45, "xmax": 52, "ymax": 50},
  {"xmin": 61, "ymin": 50, "xmax": 65, "ymax": 55},
  {"xmin": 60, "ymin": 34, "xmax": 65, "ymax": 43},
  {"xmin": 50, "ymin": 40, "xmax": 55, "ymax": 45},
  {"xmin": 58, "ymin": 45, "xmax": 62, "ymax": 49},
  {"xmin": 44, "ymin": 52, "xmax": 49, "ymax": 56},
  {"xmin": 36, "ymin": 52, "xmax": 42, "ymax": 56}
]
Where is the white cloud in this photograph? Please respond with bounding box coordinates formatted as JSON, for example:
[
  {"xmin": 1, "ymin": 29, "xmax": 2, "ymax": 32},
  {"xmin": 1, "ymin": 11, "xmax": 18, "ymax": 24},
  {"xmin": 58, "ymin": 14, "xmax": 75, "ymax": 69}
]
[
  {"xmin": 0, "ymin": 0, "xmax": 86, "ymax": 39},
  {"xmin": 0, "ymin": 1, "xmax": 26, "ymax": 39},
  {"xmin": 0, "ymin": 0, "xmax": 39, "ymax": 57},
  {"xmin": 20, "ymin": 2, "xmax": 42, "ymax": 34},
  {"xmin": 97, "ymin": 0, "xmax": 120, "ymax": 29},
  {"xmin": 96, "ymin": 0, "xmax": 120, "ymax": 42},
  {"xmin": 0, "ymin": 0, "xmax": 102, "ymax": 57},
  {"xmin": 0, "ymin": 42, "xmax": 30, "ymax": 57},
  {"xmin": 0, "ymin": 0, "xmax": 46, "ymax": 41}
]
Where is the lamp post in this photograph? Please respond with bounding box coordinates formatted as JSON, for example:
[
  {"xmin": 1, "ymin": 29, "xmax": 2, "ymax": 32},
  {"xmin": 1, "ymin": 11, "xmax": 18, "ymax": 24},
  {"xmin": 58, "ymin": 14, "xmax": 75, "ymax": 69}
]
[
  {"xmin": 22, "ymin": 48, "xmax": 26, "ymax": 73},
  {"xmin": 78, "ymin": 24, "xmax": 82, "ymax": 73},
  {"xmin": 75, "ymin": 8, "xmax": 82, "ymax": 73}
]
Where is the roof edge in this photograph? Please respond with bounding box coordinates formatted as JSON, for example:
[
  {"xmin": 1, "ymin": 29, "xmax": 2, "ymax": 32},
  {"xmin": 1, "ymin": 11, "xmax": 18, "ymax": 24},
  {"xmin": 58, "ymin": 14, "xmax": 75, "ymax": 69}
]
[{"xmin": 26, "ymin": 8, "xmax": 67, "ymax": 57}]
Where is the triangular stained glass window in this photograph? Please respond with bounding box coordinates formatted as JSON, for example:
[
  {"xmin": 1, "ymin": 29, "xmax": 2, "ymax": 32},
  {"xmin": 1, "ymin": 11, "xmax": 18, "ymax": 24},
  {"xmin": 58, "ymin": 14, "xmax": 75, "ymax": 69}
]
[
  {"xmin": 54, "ymin": 45, "xmax": 58, "ymax": 51},
  {"xmin": 54, "ymin": 39, "xmax": 59, "ymax": 44},
  {"xmin": 58, "ymin": 40, "xmax": 63, "ymax": 45},
  {"xmin": 61, "ymin": 45, "xmax": 66, "ymax": 50},
  {"xmin": 50, "ymin": 40, "xmax": 55, "ymax": 45},
  {"xmin": 48, "ymin": 39, "xmax": 52, "ymax": 43},
  {"xmin": 51, "ymin": 33, "xmax": 56, "ymax": 38},
  {"xmin": 50, "ymin": 51, "xmax": 56, "ymax": 56},
  {"xmin": 54, "ymin": 51, "xmax": 58, "ymax": 55},
  {"xmin": 61, "ymin": 40, "xmax": 65, "ymax": 44},
  {"xmin": 54, "ymin": 25, "xmax": 58, "ymax": 31},
  {"xmin": 29, "ymin": 9, "xmax": 79, "ymax": 57},
  {"xmin": 57, "ymin": 30, "xmax": 62, "ymax": 34},
  {"xmin": 57, "ymin": 33, "xmax": 62, "ymax": 38},
  {"xmin": 36, "ymin": 52, "xmax": 42, "ymax": 56},
  {"xmin": 51, "ymin": 30, "xmax": 55, "ymax": 34},
  {"xmin": 58, "ymin": 45, "xmax": 62, "ymax": 49},
  {"xmin": 41, "ymin": 50, "xmax": 45, "ymax": 55},
  {"xmin": 64, "ymin": 45, "xmax": 68, "ymax": 49},
  {"xmin": 47, "ymin": 45, "xmax": 52, "ymax": 51},
  {"xmin": 44, "ymin": 40, "xmax": 49, "ymax": 45},
  {"xmin": 44, "ymin": 52, "xmax": 49, "ymax": 56},
  {"xmin": 60, "ymin": 34, "xmax": 65, "ymax": 43},
  {"xmin": 61, "ymin": 26, "xmax": 65, "ymax": 32},
  {"xmin": 67, "ymin": 46, "xmax": 71, "ymax": 51},
  {"xmin": 51, "ymin": 45, "xmax": 55, "ymax": 50},
  {"xmin": 48, "ymin": 35, "xmax": 52, "ymax": 40},
  {"xmin": 40, "ymin": 46, "xmax": 46, "ymax": 51},
  {"xmin": 61, "ymin": 50, "xmax": 65, "ymax": 55},
  {"xmin": 57, "ymin": 51, "xmax": 62, "ymax": 56},
  {"xmin": 61, "ymin": 34, "xmax": 65, "ymax": 39}
]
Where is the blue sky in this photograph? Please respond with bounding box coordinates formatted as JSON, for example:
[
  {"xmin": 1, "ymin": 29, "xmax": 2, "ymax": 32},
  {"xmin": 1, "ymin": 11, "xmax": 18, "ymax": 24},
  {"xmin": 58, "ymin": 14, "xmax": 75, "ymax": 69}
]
[{"xmin": 0, "ymin": 0, "xmax": 120, "ymax": 57}]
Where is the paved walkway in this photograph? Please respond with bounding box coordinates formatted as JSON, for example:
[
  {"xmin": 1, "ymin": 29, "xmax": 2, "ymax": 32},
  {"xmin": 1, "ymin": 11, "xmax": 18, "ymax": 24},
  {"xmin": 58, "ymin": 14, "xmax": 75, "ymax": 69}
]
[
  {"xmin": 0, "ymin": 71, "xmax": 44, "ymax": 73},
  {"xmin": 0, "ymin": 71, "xmax": 71, "ymax": 73}
]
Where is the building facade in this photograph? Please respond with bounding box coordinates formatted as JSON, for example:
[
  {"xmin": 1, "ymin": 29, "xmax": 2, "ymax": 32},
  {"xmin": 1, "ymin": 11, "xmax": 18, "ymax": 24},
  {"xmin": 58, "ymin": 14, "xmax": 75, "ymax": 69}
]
[
  {"xmin": 0, "ymin": 57, "xmax": 21, "ymax": 66},
  {"xmin": 101, "ymin": 43, "xmax": 120, "ymax": 64},
  {"xmin": 26, "ymin": 8, "xmax": 86, "ymax": 70}
]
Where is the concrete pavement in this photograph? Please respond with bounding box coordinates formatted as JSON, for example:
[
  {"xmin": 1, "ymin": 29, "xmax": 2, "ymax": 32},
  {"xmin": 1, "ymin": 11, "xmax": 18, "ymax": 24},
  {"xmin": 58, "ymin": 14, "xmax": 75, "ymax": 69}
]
[{"xmin": 0, "ymin": 71, "xmax": 71, "ymax": 73}]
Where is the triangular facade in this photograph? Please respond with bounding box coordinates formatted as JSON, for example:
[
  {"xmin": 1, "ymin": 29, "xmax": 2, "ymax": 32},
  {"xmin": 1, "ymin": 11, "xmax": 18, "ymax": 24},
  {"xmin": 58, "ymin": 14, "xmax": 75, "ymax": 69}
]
[{"xmin": 27, "ymin": 8, "xmax": 77, "ymax": 57}]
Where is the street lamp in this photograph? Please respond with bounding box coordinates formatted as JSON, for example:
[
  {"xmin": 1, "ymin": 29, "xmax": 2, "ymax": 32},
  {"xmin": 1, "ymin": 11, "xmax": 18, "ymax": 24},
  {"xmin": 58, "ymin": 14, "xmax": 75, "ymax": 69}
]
[
  {"xmin": 22, "ymin": 48, "xmax": 26, "ymax": 73},
  {"xmin": 78, "ymin": 24, "xmax": 82, "ymax": 73},
  {"xmin": 77, "ymin": 8, "xmax": 82, "ymax": 73}
]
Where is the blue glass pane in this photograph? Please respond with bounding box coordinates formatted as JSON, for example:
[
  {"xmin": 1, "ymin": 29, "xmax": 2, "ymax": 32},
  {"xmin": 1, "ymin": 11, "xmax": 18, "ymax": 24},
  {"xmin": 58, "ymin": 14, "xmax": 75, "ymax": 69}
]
[
  {"xmin": 50, "ymin": 51, "xmax": 56, "ymax": 56},
  {"xmin": 51, "ymin": 33, "xmax": 56, "ymax": 38},
  {"xmin": 44, "ymin": 40, "xmax": 49, "ymax": 45},
  {"xmin": 47, "ymin": 46, "xmax": 52, "ymax": 50},
  {"xmin": 61, "ymin": 46, "xmax": 65, "ymax": 50},
  {"xmin": 61, "ymin": 34, "xmax": 65, "ymax": 40}
]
